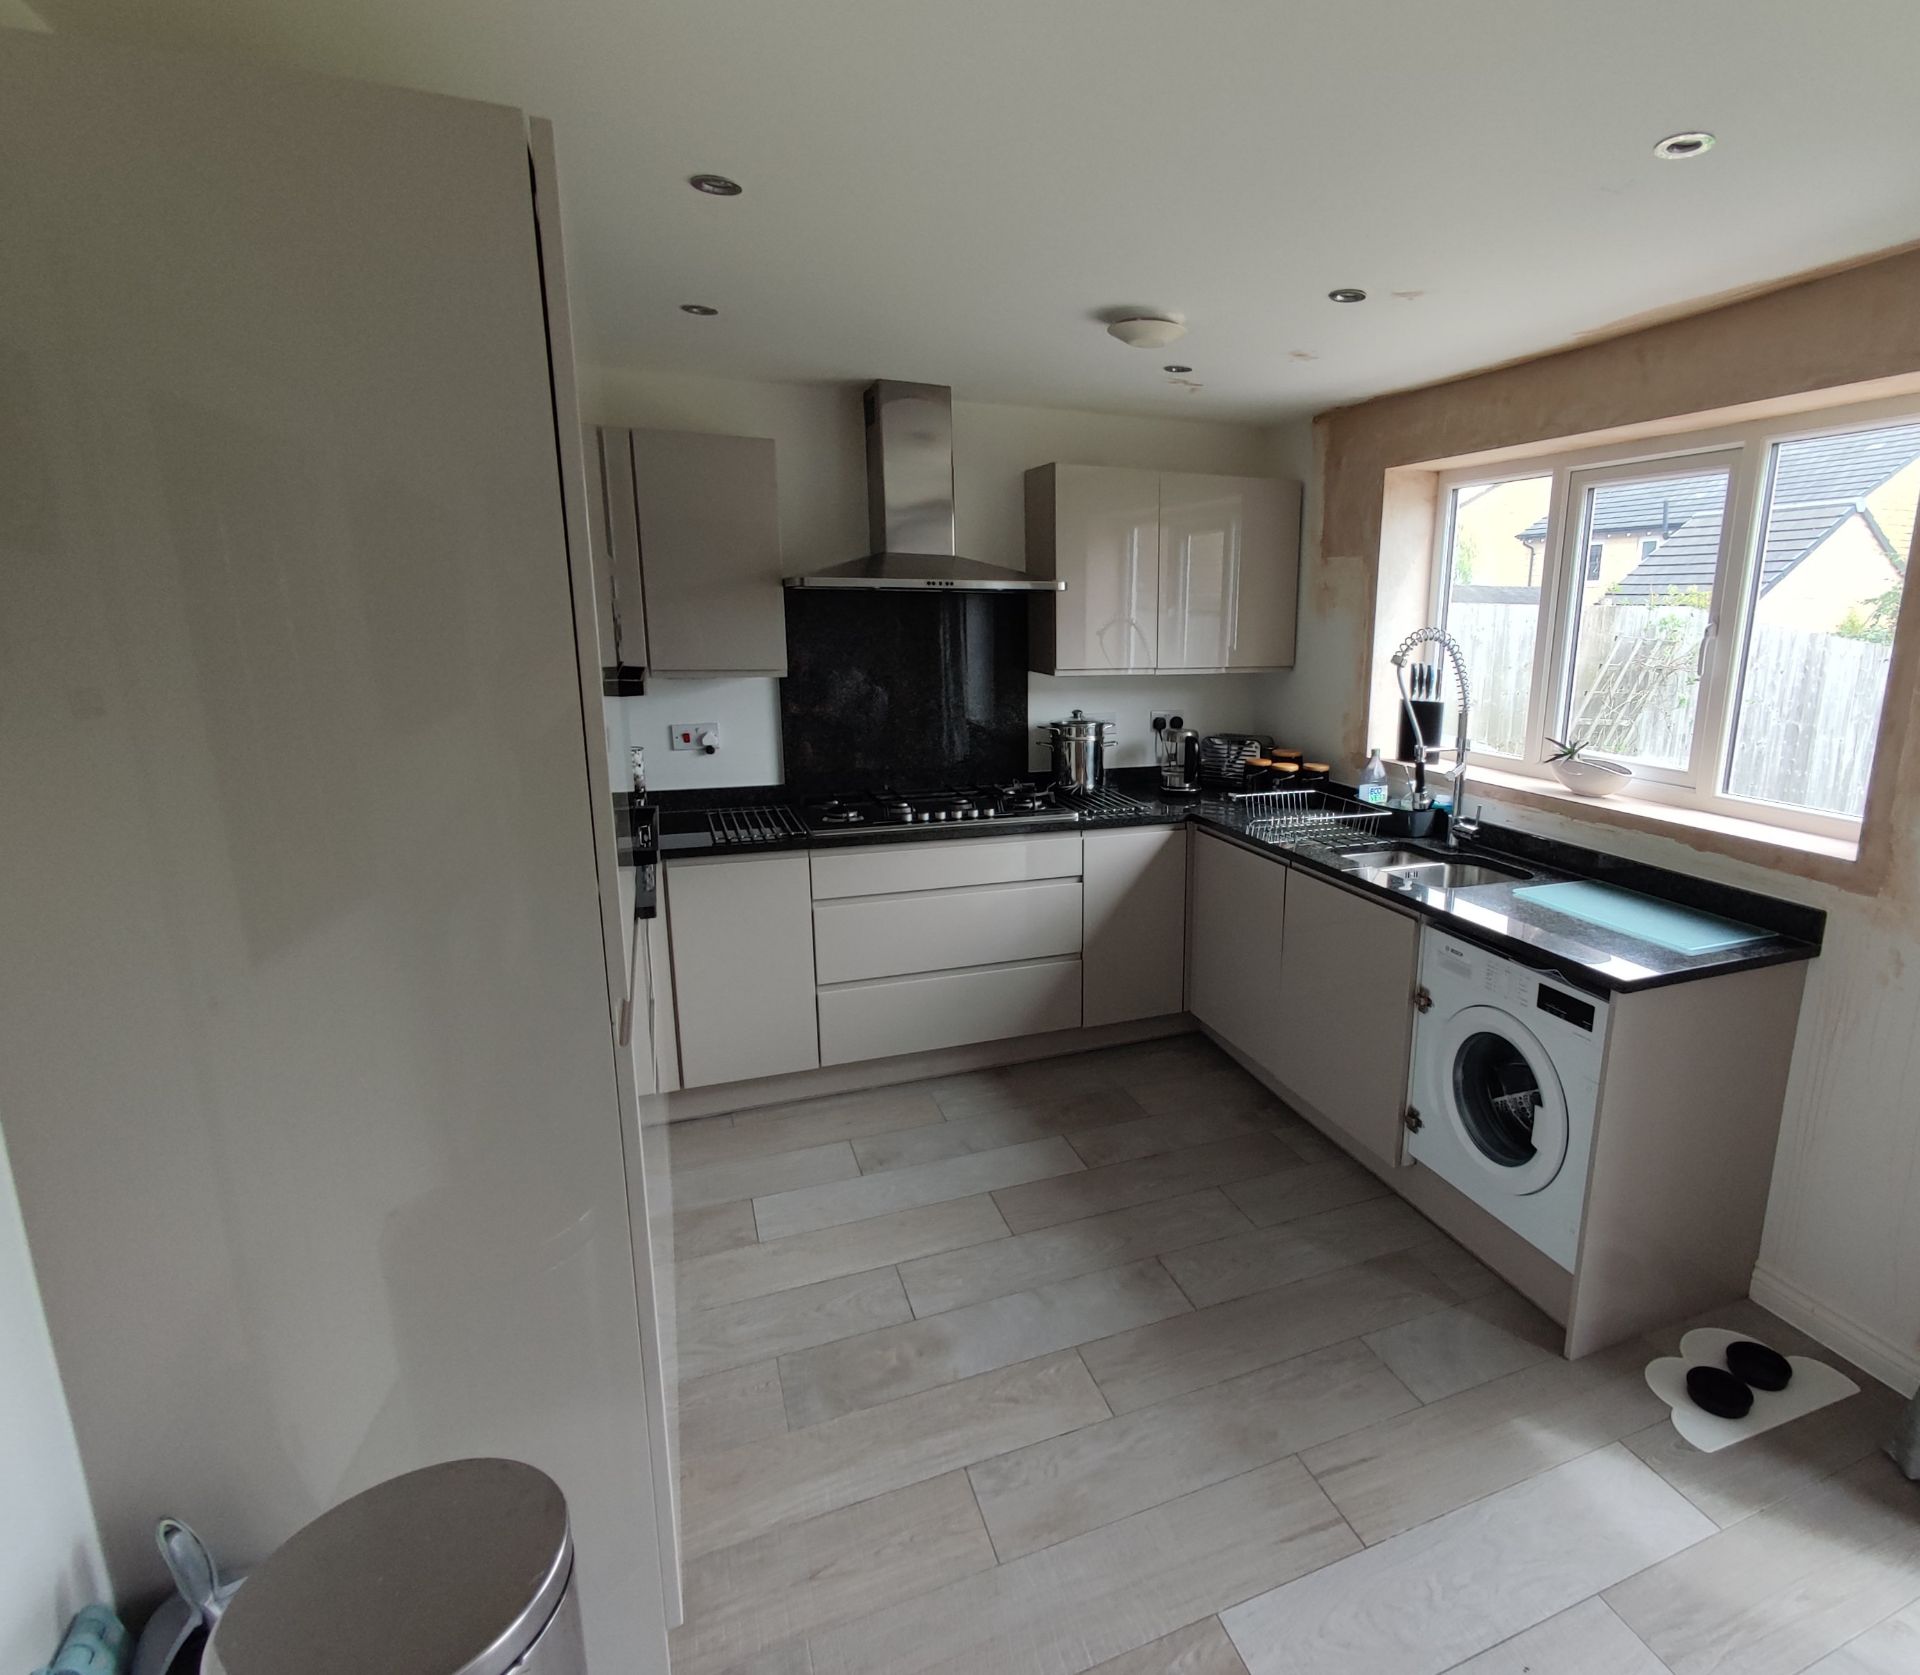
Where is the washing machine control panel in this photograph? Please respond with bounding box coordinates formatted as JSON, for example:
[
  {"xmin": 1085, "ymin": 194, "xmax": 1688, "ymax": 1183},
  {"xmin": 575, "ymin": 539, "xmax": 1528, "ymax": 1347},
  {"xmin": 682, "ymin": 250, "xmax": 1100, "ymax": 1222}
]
[{"xmin": 1536, "ymin": 986, "xmax": 1596, "ymax": 1032}]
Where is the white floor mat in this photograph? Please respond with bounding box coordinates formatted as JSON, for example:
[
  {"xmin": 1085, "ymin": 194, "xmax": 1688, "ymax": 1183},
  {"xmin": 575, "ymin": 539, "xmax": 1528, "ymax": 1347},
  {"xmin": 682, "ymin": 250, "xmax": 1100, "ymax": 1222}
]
[{"xmin": 1646, "ymin": 1326, "xmax": 1857, "ymax": 1452}]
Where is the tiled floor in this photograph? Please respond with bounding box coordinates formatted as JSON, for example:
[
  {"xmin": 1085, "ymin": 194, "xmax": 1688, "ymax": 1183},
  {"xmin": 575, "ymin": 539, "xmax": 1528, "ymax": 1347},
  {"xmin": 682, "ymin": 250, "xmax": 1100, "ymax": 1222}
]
[{"xmin": 664, "ymin": 1035, "xmax": 1915, "ymax": 1675}]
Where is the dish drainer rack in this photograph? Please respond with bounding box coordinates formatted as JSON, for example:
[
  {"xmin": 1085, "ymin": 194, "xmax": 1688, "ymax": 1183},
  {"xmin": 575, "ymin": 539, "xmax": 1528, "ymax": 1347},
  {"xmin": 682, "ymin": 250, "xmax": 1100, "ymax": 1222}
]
[{"xmin": 1230, "ymin": 788, "xmax": 1388, "ymax": 845}]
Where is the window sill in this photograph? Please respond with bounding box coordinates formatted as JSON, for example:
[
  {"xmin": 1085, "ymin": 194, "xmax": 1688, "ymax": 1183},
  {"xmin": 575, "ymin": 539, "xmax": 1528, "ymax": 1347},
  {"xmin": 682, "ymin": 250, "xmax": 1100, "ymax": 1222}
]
[{"xmin": 1464, "ymin": 763, "xmax": 1867, "ymax": 883}]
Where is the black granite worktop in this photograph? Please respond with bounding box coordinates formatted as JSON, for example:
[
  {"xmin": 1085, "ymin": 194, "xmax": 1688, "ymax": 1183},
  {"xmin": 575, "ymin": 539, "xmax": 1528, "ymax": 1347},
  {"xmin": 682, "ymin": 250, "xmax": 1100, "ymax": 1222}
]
[{"xmin": 638, "ymin": 777, "xmax": 1823, "ymax": 995}]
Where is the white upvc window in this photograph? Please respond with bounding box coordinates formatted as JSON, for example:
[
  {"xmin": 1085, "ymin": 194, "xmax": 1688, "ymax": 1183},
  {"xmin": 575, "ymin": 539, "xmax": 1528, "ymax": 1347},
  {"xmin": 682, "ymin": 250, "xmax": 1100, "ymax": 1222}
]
[{"xmin": 1431, "ymin": 395, "xmax": 1920, "ymax": 844}]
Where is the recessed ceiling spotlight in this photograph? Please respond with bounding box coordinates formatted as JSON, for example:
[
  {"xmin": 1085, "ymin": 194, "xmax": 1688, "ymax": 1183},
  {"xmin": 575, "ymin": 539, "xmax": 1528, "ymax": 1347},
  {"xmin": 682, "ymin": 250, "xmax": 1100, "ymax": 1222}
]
[
  {"xmin": 1653, "ymin": 131, "xmax": 1715, "ymax": 160},
  {"xmin": 1163, "ymin": 364, "xmax": 1193, "ymax": 374},
  {"xmin": 1107, "ymin": 316, "xmax": 1187, "ymax": 349},
  {"xmin": 689, "ymin": 173, "xmax": 743, "ymax": 196},
  {"xmin": 1327, "ymin": 288, "xmax": 1367, "ymax": 304},
  {"xmin": 680, "ymin": 303, "xmax": 719, "ymax": 316}
]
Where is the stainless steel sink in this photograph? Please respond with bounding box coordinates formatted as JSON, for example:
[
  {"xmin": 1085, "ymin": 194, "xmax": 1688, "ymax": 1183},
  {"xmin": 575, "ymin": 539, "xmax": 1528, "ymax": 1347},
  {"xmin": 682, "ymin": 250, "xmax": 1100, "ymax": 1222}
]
[{"xmin": 1341, "ymin": 846, "xmax": 1532, "ymax": 890}]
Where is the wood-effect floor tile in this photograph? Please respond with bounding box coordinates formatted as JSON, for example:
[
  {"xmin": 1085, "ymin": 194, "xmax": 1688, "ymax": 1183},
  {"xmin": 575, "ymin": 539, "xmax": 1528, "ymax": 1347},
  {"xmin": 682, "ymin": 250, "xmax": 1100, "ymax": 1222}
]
[
  {"xmin": 755, "ymin": 1137, "xmax": 1085, "ymax": 1241},
  {"xmin": 678, "ymin": 1350, "xmax": 1109, "ymax": 1558},
  {"xmin": 992, "ymin": 1135, "xmax": 1305, "ymax": 1235},
  {"xmin": 672, "ymin": 1087, "xmax": 946, "ymax": 1170},
  {"xmin": 1623, "ymin": 1378, "xmax": 1906, "ymax": 1528},
  {"xmin": 1065, "ymin": 1107, "xmax": 1268, "ymax": 1168},
  {"xmin": 898, "ymin": 1190, "xmax": 1250, "ymax": 1318},
  {"xmin": 1804, "ymin": 1599, "xmax": 1920, "ymax": 1675},
  {"xmin": 671, "ymin": 1472, "xmax": 995, "ymax": 1675},
  {"xmin": 1439, "ymin": 1598, "xmax": 1668, "ymax": 1675},
  {"xmin": 679, "ymin": 1141, "xmax": 861, "ymax": 1213},
  {"xmin": 678, "ymin": 1195, "xmax": 1008, "ymax": 1313},
  {"xmin": 852, "ymin": 1108, "xmax": 1057, "ymax": 1173},
  {"xmin": 1080, "ymin": 1250, "xmax": 1457, "ymax": 1414},
  {"xmin": 969, "ymin": 1336, "xmax": 1418, "ymax": 1560},
  {"xmin": 780, "ymin": 1258, "xmax": 1191, "ymax": 1427},
  {"xmin": 926, "ymin": 1058, "xmax": 1129, "ymax": 1119},
  {"xmin": 1300, "ymin": 1336, "xmax": 1666, "ymax": 1544},
  {"xmin": 1159, "ymin": 1196, "xmax": 1437, "ymax": 1308},
  {"xmin": 1220, "ymin": 1157, "xmax": 1392, "ymax": 1227},
  {"xmin": 809, "ymin": 1457, "xmax": 1358, "ymax": 1675},
  {"xmin": 1361, "ymin": 1286, "xmax": 1562, "ymax": 1402},
  {"xmin": 1083, "ymin": 1619, "xmax": 1250, "ymax": 1675},
  {"xmin": 1221, "ymin": 1444, "xmax": 1714, "ymax": 1675},
  {"xmin": 1604, "ymin": 1452, "xmax": 1920, "ymax": 1675},
  {"xmin": 679, "ymin": 1361, "xmax": 788, "ymax": 1459},
  {"xmin": 676, "ymin": 1199, "xmax": 760, "ymax": 1261},
  {"xmin": 679, "ymin": 1268, "xmax": 912, "ymax": 1382}
]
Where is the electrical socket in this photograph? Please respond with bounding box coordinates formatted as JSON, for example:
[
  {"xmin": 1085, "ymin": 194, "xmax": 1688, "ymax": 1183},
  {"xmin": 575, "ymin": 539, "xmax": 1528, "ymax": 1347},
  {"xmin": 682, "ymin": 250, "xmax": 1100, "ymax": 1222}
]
[{"xmin": 1151, "ymin": 709, "xmax": 1180, "ymax": 733}]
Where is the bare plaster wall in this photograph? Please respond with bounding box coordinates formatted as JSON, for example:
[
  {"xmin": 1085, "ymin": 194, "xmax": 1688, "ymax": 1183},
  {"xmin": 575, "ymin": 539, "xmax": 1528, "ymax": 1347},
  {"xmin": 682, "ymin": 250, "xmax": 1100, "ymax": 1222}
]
[{"xmin": 1286, "ymin": 247, "xmax": 1920, "ymax": 1391}]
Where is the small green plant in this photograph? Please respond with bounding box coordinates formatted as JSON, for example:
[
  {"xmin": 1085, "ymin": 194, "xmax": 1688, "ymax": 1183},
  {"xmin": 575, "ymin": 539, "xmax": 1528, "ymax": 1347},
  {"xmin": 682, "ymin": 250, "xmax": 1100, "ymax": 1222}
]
[{"xmin": 1546, "ymin": 736, "xmax": 1605, "ymax": 763}]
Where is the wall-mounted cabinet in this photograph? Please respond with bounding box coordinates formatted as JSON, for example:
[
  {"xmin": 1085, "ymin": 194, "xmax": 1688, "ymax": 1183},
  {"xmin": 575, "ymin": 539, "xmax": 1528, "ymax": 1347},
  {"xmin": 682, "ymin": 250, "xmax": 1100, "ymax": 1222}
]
[
  {"xmin": 1026, "ymin": 464, "xmax": 1300, "ymax": 675},
  {"xmin": 593, "ymin": 427, "xmax": 787, "ymax": 679}
]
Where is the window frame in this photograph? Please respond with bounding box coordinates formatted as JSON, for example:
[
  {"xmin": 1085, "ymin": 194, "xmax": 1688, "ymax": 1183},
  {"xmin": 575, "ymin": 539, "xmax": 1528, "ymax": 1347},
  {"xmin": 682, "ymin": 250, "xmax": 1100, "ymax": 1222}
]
[{"xmin": 1429, "ymin": 394, "xmax": 1920, "ymax": 843}]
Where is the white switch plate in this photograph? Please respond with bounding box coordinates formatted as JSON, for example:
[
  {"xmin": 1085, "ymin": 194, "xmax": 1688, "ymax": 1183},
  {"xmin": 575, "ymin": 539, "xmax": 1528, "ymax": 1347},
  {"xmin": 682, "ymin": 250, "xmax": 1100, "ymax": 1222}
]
[{"xmin": 669, "ymin": 721, "xmax": 720, "ymax": 752}]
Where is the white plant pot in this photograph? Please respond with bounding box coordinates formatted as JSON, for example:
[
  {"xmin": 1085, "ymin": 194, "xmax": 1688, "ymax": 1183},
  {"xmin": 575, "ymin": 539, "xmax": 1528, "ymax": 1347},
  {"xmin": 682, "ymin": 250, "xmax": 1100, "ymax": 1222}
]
[{"xmin": 1551, "ymin": 756, "xmax": 1633, "ymax": 798}]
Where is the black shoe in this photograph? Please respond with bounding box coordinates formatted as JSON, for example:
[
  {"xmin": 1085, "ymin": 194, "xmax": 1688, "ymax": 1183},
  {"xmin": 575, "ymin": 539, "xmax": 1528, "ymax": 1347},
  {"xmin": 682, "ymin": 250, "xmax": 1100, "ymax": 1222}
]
[
  {"xmin": 1686, "ymin": 1365, "xmax": 1753, "ymax": 1419},
  {"xmin": 1726, "ymin": 1340, "xmax": 1792, "ymax": 1392}
]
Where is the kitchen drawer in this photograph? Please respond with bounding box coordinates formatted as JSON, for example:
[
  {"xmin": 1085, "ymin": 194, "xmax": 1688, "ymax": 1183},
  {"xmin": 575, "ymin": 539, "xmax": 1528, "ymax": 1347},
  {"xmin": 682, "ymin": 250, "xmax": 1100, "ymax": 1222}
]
[
  {"xmin": 818, "ymin": 956, "xmax": 1083, "ymax": 1065},
  {"xmin": 810, "ymin": 833, "xmax": 1082, "ymax": 900},
  {"xmin": 814, "ymin": 877, "xmax": 1083, "ymax": 984}
]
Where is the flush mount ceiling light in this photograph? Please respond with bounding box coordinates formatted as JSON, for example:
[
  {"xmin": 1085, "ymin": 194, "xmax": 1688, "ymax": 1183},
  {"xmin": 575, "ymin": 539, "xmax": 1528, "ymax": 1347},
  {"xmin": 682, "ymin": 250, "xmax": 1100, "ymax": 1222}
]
[
  {"xmin": 689, "ymin": 173, "xmax": 743, "ymax": 196},
  {"xmin": 1653, "ymin": 132, "xmax": 1715, "ymax": 160},
  {"xmin": 1107, "ymin": 316, "xmax": 1187, "ymax": 349},
  {"xmin": 680, "ymin": 303, "xmax": 719, "ymax": 316},
  {"xmin": 1163, "ymin": 364, "xmax": 1193, "ymax": 374},
  {"xmin": 1327, "ymin": 288, "xmax": 1367, "ymax": 304}
]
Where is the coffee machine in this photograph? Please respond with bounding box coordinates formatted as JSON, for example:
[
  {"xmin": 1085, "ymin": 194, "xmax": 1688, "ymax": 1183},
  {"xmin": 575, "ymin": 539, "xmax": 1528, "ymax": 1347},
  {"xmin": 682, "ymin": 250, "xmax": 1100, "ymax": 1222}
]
[{"xmin": 1153, "ymin": 714, "xmax": 1202, "ymax": 798}]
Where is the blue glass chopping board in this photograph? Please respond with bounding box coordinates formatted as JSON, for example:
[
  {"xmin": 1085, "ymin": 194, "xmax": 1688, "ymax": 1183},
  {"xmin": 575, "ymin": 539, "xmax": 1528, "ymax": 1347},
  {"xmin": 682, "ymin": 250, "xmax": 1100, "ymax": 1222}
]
[{"xmin": 1512, "ymin": 881, "xmax": 1770, "ymax": 955}]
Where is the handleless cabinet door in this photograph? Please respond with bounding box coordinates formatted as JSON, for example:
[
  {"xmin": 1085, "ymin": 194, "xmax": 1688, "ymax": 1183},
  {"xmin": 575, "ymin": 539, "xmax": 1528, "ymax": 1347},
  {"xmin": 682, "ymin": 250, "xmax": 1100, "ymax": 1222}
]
[
  {"xmin": 1187, "ymin": 833, "xmax": 1287, "ymax": 1069},
  {"xmin": 1026, "ymin": 464, "xmax": 1160, "ymax": 674},
  {"xmin": 1157, "ymin": 473, "xmax": 1299, "ymax": 671},
  {"xmin": 1274, "ymin": 870, "xmax": 1419, "ymax": 1168},
  {"xmin": 665, "ymin": 855, "xmax": 819, "ymax": 1087},
  {"xmin": 1083, "ymin": 827, "xmax": 1188, "ymax": 1026},
  {"xmin": 630, "ymin": 430, "xmax": 785, "ymax": 676},
  {"xmin": 591, "ymin": 427, "xmax": 649, "ymax": 673}
]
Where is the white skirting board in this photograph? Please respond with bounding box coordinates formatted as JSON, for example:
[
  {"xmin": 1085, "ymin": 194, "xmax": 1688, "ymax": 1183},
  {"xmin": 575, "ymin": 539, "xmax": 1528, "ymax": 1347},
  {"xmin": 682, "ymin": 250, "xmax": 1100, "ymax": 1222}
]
[{"xmin": 1750, "ymin": 1264, "xmax": 1919, "ymax": 1399}]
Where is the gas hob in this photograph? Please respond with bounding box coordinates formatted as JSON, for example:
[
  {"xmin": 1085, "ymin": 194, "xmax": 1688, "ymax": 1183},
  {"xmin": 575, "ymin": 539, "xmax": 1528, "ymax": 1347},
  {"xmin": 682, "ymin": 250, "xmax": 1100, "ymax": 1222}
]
[{"xmin": 804, "ymin": 783, "xmax": 1080, "ymax": 838}]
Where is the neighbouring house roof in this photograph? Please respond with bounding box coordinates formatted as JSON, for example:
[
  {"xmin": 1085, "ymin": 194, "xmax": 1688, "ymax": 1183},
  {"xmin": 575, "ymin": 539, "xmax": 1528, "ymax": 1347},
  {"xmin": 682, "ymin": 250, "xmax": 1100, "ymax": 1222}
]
[{"xmin": 1514, "ymin": 424, "xmax": 1920, "ymax": 603}]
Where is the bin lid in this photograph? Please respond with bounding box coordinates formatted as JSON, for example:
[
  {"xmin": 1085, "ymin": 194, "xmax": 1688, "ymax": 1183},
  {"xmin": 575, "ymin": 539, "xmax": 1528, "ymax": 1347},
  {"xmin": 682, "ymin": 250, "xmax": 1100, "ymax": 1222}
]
[{"xmin": 205, "ymin": 1459, "xmax": 571, "ymax": 1675}]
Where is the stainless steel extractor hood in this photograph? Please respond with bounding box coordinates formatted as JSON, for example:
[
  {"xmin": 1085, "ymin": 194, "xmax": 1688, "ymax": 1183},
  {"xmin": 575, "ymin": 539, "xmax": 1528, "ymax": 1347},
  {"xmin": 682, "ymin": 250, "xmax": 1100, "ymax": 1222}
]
[{"xmin": 784, "ymin": 380, "xmax": 1065, "ymax": 592}]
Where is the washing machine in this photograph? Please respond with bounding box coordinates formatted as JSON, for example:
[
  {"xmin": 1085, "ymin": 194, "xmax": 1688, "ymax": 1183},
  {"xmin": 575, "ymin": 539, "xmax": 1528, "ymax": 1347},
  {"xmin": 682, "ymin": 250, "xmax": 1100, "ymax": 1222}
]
[{"xmin": 1407, "ymin": 930, "xmax": 1608, "ymax": 1271}]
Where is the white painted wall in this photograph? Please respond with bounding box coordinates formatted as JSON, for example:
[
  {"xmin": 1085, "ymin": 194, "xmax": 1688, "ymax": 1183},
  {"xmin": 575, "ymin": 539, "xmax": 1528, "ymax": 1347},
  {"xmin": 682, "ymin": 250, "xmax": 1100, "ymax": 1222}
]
[
  {"xmin": 582, "ymin": 369, "xmax": 1308, "ymax": 790},
  {"xmin": 0, "ymin": 1125, "xmax": 107, "ymax": 1672}
]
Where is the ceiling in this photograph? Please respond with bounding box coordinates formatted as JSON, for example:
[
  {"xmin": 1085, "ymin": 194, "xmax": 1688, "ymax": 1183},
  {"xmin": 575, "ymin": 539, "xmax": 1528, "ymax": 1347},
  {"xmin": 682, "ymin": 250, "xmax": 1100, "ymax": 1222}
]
[{"xmin": 25, "ymin": 0, "xmax": 1920, "ymax": 423}]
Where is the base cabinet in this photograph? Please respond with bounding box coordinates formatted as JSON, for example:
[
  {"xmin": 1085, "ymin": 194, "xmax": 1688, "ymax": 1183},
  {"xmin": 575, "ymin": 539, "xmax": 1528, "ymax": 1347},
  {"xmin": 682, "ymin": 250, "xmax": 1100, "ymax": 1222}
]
[
  {"xmin": 1083, "ymin": 827, "xmax": 1187, "ymax": 1026},
  {"xmin": 665, "ymin": 854, "xmax": 819, "ymax": 1088},
  {"xmin": 1187, "ymin": 832, "xmax": 1287, "ymax": 1066},
  {"xmin": 1274, "ymin": 869, "xmax": 1419, "ymax": 1168}
]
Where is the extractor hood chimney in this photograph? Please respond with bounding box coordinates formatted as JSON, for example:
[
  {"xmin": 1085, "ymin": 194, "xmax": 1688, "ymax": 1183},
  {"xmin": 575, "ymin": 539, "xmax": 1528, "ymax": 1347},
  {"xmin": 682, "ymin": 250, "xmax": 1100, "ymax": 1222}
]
[{"xmin": 783, "ymin": 381, "xmax": 1064, "ymax": 592}]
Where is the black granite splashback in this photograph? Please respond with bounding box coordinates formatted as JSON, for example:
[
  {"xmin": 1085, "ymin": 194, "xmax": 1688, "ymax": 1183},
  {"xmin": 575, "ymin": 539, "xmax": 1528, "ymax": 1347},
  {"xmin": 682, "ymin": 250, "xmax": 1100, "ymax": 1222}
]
[{"xmin": 780, "ymin": 590, "xmax": 1028, "ymax": 791}]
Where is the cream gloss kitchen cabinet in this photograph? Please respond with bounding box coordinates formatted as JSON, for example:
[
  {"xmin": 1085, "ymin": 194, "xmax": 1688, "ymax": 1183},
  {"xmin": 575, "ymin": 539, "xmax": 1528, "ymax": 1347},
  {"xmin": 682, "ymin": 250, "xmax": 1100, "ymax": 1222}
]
[
  {"xmin": 1186, "ymin": 831, "xmax": 1287, "ymax": 1065},
  {"xmin": 1083, "ymin": 826, "xmax": 1187, "ymax": 1026},
  {"xmin": 1272, "ymin": 867, "xmax": 1421, "ymax": 1170},
  {"xmin": 664, "ymin": 855, "xmax": 820, "ymax": 1087},
  {"xmin": 595, "ymin": 427, "xmax": 787, "ymax": 677},
  {"xmin": 1026, "ymin": 465, "xmax": 1300, "ymax": 674},
  {"xmin": 812, "ymin": 835, "xmax": 1085, "ymax": 1064}
]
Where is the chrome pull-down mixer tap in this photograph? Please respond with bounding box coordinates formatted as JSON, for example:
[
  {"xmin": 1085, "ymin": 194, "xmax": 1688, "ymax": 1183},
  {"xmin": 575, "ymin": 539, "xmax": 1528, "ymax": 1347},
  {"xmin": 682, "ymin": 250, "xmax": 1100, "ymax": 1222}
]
[{"xmin": 1390, "ymin": 628, "xmax": 1477, "ymax": 846}]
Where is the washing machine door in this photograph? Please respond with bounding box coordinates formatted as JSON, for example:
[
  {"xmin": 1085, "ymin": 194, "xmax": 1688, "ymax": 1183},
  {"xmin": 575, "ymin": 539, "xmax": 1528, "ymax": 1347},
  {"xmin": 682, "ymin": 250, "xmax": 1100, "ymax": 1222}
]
[{"xmin": 1432, "ymin": 1004, "xmax": 1569, "ymax": 1195}]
